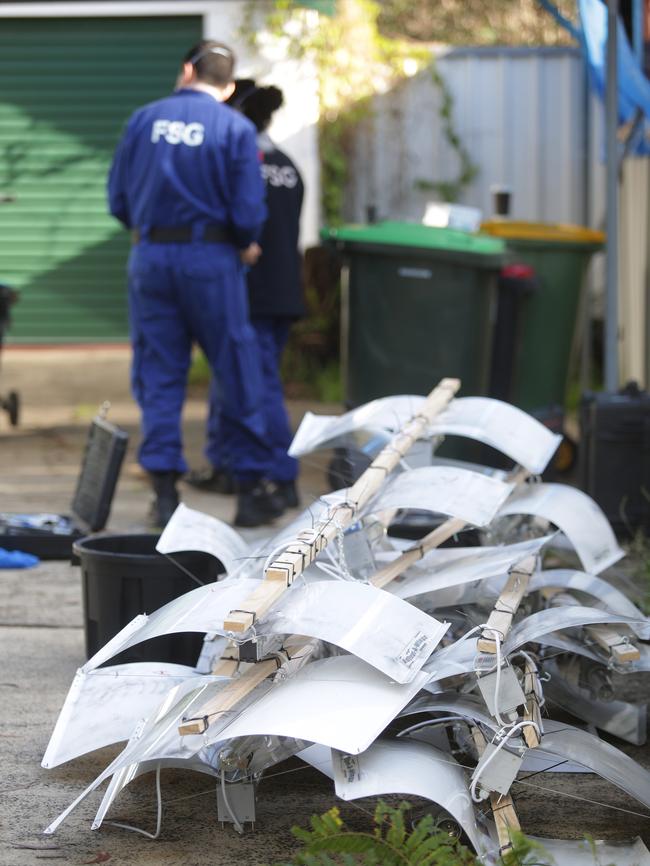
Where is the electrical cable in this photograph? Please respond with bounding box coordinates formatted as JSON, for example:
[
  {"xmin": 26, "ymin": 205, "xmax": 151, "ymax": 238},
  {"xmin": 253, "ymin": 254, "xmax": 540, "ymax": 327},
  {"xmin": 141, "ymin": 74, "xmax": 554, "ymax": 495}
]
[
  {"xmin": 219, "ymin": 767, "xmax": 244, "ymax": 834},
  {"xmin": 105, "ymin": 764, "xmax": 163, "ymax": 839},
  {"xmin": 470, "ymin": 720, "xmax": 541, "ymax": 803}
]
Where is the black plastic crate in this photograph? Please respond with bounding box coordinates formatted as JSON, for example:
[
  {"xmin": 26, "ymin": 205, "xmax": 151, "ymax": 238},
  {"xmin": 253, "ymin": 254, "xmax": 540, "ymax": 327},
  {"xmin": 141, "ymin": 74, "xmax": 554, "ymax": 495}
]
[
  {"xmin": 0, "ymin": 414, "xmax": 128, "ymax": 558},
  {"xmin": 579, "ymin": 382, "xmax": 650, "ymax": 538}
]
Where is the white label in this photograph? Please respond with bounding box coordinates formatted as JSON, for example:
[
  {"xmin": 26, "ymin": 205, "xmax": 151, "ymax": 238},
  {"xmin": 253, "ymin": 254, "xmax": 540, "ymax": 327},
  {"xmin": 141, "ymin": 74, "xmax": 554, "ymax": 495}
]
[
  {"xmin": 474, "ymin": 652, "xmax": 498, "ymax": 672},
  {"xmin": 338, "ymin": 753, "xmax": 361, "ymax": 784},
  {"xmin": 397, "ymin": 631, "xmax": 432, "ymax": 667}
]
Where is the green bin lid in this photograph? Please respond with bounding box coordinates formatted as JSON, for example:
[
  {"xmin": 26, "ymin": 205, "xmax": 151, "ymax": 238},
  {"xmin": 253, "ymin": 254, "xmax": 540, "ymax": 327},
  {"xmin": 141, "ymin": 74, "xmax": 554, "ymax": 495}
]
[{"xmin": 322, "ymin": 220, "xmax": 505, "ymax": 261}]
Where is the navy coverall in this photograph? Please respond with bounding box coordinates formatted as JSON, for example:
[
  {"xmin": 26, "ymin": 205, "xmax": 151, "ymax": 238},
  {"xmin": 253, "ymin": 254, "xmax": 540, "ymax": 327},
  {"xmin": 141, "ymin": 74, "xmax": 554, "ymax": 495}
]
[
  {"xmin": 205, "ymin": 134, "xmax": 305, "ymax": 482},
  {"xmin": 108, "ymin": 88, "xmax": 271, "ymax": 480}
]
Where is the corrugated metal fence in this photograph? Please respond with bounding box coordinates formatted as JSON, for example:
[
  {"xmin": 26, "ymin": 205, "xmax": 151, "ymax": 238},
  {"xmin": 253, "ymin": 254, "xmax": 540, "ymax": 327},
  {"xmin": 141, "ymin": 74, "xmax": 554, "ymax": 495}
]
[{"xmin": 345, "ymin": 46, "xmax": 604, "ymax": 228}]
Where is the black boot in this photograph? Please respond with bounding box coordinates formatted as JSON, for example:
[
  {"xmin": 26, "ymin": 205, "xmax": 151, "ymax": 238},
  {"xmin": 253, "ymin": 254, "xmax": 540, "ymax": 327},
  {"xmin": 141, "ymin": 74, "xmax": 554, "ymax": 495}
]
[
  {"xmin": 234, "ymin": 479, "xmax": 285, "ymax": 528},
  {"xmin": 184, "ymin": 466, "xmax": 236, "ymax": 494},
  {"xmin": 149, "ymin": 471, "xmax": 180, "ymax": 528},
  {"xmin": 269, "ymin": 480, "xmax": 300, "ymax": 509}
]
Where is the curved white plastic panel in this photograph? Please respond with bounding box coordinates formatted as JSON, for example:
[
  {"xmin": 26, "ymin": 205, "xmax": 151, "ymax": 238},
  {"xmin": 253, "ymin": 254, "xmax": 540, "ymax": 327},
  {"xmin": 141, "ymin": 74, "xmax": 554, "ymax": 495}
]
[
  {"xmin": 298, "ymin": 743, "xmax": 335, "ymax": 779},
  {"xmin": 424, "ymin": 638, "xmax": 476, "ymax": 682},
  {"xmin": 263, "ymin": 580, "xmax": 448, "ymax": 683},
  {"xmin": 332, "ymin": 739, "xmax": 487, "ymax": 855},
  {"xmin": 289, "ymin": 396, "xmax": 561, "ymax": 476},
  {"xmin": 82, "ymin": 578, "xmax": 259, "ymax": 670},
  {"xmin": 364, "ymin": 466, "xmax": 513, "ymax": 528},
  {"xmin": 429, "ymin": 397, "xmax": 561, "ymax": 474},
  {"xmin": 289, "ymin": 395, "xmax": 425, "ymax": 457},
  {"xmin": 45, "ymin": 656, "xmax": 429, "ymax": 834},
  {"xmin": 505, "ymin": 606, "xmax": 647, "ymax": 653},
  {"xmin": 529, "ymin": 569, "xmax": 650, "ymax": 639},
  {"xmin": 44, "ymin": 679, "xmax": 219, "ymax": 834},
  {"xmin": 211, "ymin": 656, "xmax": 429, "ymax": 756},
  {"xmin": 388, "ymin": 536, "xmax": 552, "ymax": 601},
  {"xmin": 498, "ymin": 483, "xmax": 624, "ymax": 574},
  {"xmin": 42, "ymin": 662, "xmax": 206, "ymax": 769},
  {"xmin": 156, "ymin": 503, "xmax": 250, "ymax": 575},
  {"xmin": 541, "ymin": 726, "xmax": 650, "ymax": 809}
]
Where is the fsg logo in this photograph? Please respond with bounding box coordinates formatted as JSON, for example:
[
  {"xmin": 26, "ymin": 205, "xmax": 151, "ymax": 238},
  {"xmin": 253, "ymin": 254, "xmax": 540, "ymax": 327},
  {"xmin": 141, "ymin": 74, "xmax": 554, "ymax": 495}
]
[{"xmin": 151, "ymin": 120, "xmax": 205, "ymax": 146}]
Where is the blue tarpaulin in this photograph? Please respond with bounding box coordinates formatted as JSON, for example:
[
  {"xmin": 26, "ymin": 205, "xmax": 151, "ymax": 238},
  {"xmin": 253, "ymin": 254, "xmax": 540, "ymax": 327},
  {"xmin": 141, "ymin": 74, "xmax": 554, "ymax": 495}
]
[
  {"xmin": 579, "ymin": 0, "xmax": 650, "ymax": 153},
  {"xmin": 541, "ymin": 0, "xmax": 650, "ymax": 154}
]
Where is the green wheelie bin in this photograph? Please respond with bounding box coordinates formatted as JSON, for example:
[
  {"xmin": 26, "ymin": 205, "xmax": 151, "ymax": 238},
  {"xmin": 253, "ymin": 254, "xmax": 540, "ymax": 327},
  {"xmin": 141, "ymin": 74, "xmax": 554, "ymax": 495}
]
[
  {"xmin": 322, "ymin": 221, "xmax": 505, "ymax": 406},
  {"xmin": 481, "ymin": 221, "xmax": 605, "ymax": 414}
]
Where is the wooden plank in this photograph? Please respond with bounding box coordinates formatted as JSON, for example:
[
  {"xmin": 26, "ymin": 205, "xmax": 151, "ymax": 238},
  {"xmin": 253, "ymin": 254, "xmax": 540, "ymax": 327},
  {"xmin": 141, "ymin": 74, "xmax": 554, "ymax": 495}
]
[
  {"xmin": 223, "ymin": 580, "xmax": 289, "ymax": 633},
  {"xmin": 179, "ymin": 658, "xmax": 279, "ymax": 735},
  {"xmin": 585, "ymin": 624, "xmax": 641, "ymax": 663},
  {"xmin": 371, "ymin": 517, "xmax": 467, "ymax": 589},
  {"xmin": 477, "ymin": 555, "xmax": 536, "ymax": 654},
  {"xmin": 472, "ymin": 727, "xmax": 520, "ymax": 851},
  {"xmin": 522, "ymin": 658, "xmax": 542, "ymax": 749},
  {"xmin": 490, "ymin": 792, "xmax": 521, "ymax": 853}
]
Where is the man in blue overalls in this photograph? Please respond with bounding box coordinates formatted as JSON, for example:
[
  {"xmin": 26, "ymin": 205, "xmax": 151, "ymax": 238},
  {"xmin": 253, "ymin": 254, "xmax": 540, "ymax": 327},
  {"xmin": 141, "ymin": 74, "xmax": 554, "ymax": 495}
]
[{"xmin": 108, "ymin": 40, "xmax": 283, "ymax": 528}]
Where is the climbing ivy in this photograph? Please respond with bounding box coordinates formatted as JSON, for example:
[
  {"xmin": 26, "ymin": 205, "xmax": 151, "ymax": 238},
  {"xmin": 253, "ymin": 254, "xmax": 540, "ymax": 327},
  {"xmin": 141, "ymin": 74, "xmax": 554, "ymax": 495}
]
[{"xmin": 414, "ymin": 64, "xmax": 479, "ymax": 204}]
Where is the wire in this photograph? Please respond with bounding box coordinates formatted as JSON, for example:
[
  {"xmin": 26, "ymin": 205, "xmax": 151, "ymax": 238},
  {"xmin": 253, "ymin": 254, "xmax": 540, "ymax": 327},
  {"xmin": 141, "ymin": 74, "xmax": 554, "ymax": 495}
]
[
  {"xmin": 99, "ymin": 740, "xmax": 650, "ymax": 830},
  {"xmin": 470, "ymin": 720, "xmax": 541, "ymax": 804},
  {"xmin": 105, "ymin": 764, "xmax": 163, "ymax": 839},
  {"xmin": 162, "ymin": 553, "xmax": 205, "ymax": 589},
  {"xmin": 396, "ymin": 716, "xmax": 469, "ymax": 738},
  {"xmin": 492, "ymin": 631, "xmax": 506, "ymax": 727}
]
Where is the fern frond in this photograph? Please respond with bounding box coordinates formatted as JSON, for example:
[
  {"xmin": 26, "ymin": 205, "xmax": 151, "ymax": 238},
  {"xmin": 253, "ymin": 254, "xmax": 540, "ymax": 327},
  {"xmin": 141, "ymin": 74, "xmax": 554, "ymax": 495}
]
[{"xmin": 307, "ymin": 831, "xmax": 410, "ymax": 865}]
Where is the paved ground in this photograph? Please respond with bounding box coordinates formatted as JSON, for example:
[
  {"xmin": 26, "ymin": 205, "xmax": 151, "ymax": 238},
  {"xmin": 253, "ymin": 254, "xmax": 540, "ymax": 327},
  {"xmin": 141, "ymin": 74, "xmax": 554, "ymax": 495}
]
[{"xmin": 0, "ymin": 347, "xmax": 649, "ymax": 866}]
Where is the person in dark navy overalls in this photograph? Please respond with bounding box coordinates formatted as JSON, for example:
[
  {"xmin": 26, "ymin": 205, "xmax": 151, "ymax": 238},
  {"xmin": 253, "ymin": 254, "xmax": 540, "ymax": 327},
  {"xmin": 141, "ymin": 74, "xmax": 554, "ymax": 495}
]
[
  {"xmin": 187, "ymin": 80, "xmax": 305, "ymax": 509},
  {"xmin": 108, "ymin": 42, "xmax": 284, "ymax": 528}
]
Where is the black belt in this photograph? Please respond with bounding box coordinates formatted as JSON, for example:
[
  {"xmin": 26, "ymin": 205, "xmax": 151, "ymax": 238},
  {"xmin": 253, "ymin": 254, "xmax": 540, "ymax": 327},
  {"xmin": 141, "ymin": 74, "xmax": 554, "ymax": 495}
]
[{"xmin": 132, "ymin": 225, "xmax": 232, "ymax": 244}]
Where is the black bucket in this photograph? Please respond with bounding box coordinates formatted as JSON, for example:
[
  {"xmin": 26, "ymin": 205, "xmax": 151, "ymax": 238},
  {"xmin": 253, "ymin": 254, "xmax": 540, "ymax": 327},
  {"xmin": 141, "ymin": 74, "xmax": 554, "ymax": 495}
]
[{"xmin": 73, "ymin": 533, "xmax": 225, "ymax": 667}]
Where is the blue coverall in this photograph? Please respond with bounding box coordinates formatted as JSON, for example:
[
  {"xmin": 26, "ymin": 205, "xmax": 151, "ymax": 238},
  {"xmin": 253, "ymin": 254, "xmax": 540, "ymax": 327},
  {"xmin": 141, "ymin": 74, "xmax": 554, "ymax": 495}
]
[
  {"xmin": 204, "ymin": 135, "xmax": 305, "ymax": 482},
  {"xmin": 107, "ymin": 89, "xmax": 271, "ymax": 480}
]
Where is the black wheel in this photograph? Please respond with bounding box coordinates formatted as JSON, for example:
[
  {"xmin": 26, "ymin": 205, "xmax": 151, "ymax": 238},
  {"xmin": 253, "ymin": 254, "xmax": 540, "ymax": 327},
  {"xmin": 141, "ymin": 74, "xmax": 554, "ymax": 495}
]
[{"xmin": 4, "ymin": 390, "xmax": 19, "ymax": 426}]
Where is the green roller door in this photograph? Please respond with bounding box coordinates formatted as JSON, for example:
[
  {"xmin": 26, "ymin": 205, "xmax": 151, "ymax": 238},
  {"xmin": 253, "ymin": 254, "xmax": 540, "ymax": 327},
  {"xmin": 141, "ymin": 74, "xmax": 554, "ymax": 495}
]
[{"xmin": 0, "ymin": 15, "xmax": 202, "ymax": 343}]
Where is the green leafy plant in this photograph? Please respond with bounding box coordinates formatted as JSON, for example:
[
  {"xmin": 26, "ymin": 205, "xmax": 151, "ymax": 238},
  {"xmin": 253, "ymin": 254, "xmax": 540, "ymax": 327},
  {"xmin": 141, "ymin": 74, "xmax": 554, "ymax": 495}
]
[
  {"xmin": 273, "ymin": 801, "xmax": 479, "ymax": 865},
  {"xmin": 500, "ymin": 831, "xmax": 554, "ymax": 866},
  {"xmin": 270, "ymin": 802, "xmax": 584, "ymax": 866}
]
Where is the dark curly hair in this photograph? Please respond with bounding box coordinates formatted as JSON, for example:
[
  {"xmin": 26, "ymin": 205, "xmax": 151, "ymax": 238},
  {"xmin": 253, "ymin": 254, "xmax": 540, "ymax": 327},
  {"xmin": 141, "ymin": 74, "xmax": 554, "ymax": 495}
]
[{"xmin": 226, "ymin": 79, "xmax": 284, "ymax": 132}]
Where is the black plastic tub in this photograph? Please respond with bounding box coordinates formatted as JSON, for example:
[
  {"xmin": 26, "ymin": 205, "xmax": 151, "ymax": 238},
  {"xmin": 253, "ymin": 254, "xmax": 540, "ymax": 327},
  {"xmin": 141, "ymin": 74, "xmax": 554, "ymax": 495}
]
[{"xmin": 74, "ymin": 533, "xmax": 225, "ymax": 667}]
